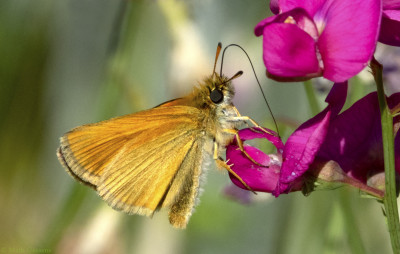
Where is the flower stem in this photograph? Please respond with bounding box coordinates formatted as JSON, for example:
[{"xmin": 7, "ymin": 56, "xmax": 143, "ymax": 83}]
[
  {"xmin": 303, "ymin": 80, "xmax": 320, "ymax": 115},
  {"xmin": 371, "ymin": 57, "xmax": 400, "ymax": 253}
]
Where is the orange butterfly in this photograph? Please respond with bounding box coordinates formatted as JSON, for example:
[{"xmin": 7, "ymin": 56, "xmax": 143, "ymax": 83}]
[{"xmin": 57, "ymin": 43, "xmax": 266, "ymax": 228}]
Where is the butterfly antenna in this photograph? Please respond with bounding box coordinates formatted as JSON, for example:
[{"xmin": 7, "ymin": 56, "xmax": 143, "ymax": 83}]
[
  {"xmin": 213, "ymin": 42, "xmax": 223, "ymax": 78},
  {"xmin": 221, "ymin": 70, "xmax": 243, "ymax": 86},
  {"xmin": 220, "ymin": 44, "xmax": 280, "ymax": 137}
]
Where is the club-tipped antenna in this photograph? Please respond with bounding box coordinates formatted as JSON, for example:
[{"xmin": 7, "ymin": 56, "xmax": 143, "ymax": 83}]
[
  {"xmin": 227, "ymin": 70, "xmax": 243, "ymax": 82},
  {"xmin": 220, "ymin": 44, "xmax": 280, "ymax": 137},
  {"xmin": 213, "ymin": 42, "xmax": 223, "ymax": 78},
  {"xmin": 218, "ymin": 70, "xmax": 244, "ymax": 88}
]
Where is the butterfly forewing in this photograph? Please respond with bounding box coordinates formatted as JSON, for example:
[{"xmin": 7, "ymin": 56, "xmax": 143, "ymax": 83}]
[
  {"xmin": 98, "ymin": 127, "xmax": 196, "ymax": 215},
  {"xmin": 58, "ymin": 105, "xmax": 207, "ymax": 227}
]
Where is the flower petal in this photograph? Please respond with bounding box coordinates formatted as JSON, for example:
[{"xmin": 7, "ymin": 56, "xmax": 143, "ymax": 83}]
[
  {"xmin": 383, "ymin": 0, "xmax": 400, "ymax": 10},
  {"xmin": 270, "ymin": 0, "xmax": 280, "ymax": 14},
  {"xmin": 317, "ymin": 92, "xmax": 381, "ymax": 182},
  {"xmin": 274, "ymin": 109, "xmax": 332, "ymax": 195},
  {"xmin": 279, "ymin": 0, "xmax": 326, "ymax": 16},
  {"xmin": 237, "ymin": 128, "xmax": 284, "ymax": 151},
  {"xmin": 316, "ymin": 0, "xmax": 381, "ymax": 82},
  {"xmin": 317, "ymin": 91, "xmax": 400, "ymax": 183},
  {"xmin": 227, "ymin": 144, "xmax": 280, "ymax": 192},
  {"xmin": 274, "ymin": 82, "xmax": 348, "ymax": 196},
  {"xmin": 227, "ymin": 128, "xmax": 285, "ymax": 192},
  {"xmin": 254, "ymin": 16, "xmax": 277, "ymax": 36},
  {"xmin": 255, "ymin": 8, "xmax": 319, "ymax": 39},
  {"xmin": 260, "ymin": 23, "xmax": 322, "ymax": 81},
  {"xmin": 379, "ymin": 10, "xmax": 400, "ymax": 46}
]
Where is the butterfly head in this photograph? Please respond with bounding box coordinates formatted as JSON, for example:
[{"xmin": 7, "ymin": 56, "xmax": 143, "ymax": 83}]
[{"xmin": 206, "ymin": 73, "xmax": 236, "ymax": 105}]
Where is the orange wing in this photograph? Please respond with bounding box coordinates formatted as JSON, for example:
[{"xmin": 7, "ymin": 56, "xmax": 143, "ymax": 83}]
[{"xmin": 58, "ymin": 106, "xmax": 207, "ymax": 221}]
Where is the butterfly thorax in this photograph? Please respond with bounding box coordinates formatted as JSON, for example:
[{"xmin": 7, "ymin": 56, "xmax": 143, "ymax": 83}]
[{"xmin": 157, "ymin": 74, "xmax": 241, "ymax": 148}]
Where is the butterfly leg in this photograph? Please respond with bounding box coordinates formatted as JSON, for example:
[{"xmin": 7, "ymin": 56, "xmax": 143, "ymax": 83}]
[
  {"xmin": 215, "ymin": 159, "xmax": 256, "ymax": 194},
  {"xmin": 222, "ymin": 128, "xmax": 267, "ymax": 167},
  {"xmin": 231, "ymin": 107, "xmax": 277, "ymax": 136},
  {"xmin": 213, "ymin": 142, "xmax": 256, "ymax": 194}
]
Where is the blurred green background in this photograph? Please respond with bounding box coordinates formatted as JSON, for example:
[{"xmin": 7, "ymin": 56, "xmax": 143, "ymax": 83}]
[{"xmin": 0, "ymin": 0, "xmax": 393, "ymax": 253}]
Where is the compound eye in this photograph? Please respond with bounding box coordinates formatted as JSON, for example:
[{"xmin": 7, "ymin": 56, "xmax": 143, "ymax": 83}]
[{"xmin": 210, "ymin": 89, "xmax": 224, "ymax": 104}]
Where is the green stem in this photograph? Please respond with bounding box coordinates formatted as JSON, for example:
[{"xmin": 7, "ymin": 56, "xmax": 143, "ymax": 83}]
[
  {"xmin": 371, "ymin": 57, "xmax": 400, "ymax": 253},
  {"xmin": 303, "ymin": 80, "xmax": 320, "ymax": 115}
]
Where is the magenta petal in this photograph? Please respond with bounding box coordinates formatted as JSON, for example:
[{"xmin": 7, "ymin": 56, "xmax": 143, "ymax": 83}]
[
  {"xmin": 383, "ymin": 0, "xmax": 400, "ymax": 9},
  {"xmin": 324, "ymin": 81, "xmax": 348, "ymax": 115},
  {"xmin": 254, "ymin": 16, "xmax": 278, "ymax": 36},
  {"xmin": 261, "ymin": 23, "xmax": 321, "ymax": 80},
  {"xmin": 318, "ymin": 91, "xmax": 400, "ymax": 183},
  {"xmin": 274, "ymin": 82, "xmax": 348, "ymax": 196},
  {"xmin": 238, "ymin": 128, "xmax": 284, "ymax": 151},
  {"xmin": 379, "ymin": 10, "xmax": 400, "ymax": 46},
  {"xmin": 317, "ymin": 93, "xmax": 380, "ymax": 182},
  {"xmin": 274, "ymin": 109, "xmax": 332, "ymax": 195},
  {"xmin": 255, "ymin": 8, "xmax": 319, "ymax": 39},
  {"xmin": 279, "ymin": 0, "xmax": 326, "ymax": 16},
  {"xmin": 226, "ymin": 128, "xmax": 284, "ymax": 192},
  {"xmin": 270, "ymin": 0, "xmax": 280, "ymax": 14},
  {"xmin": 227, "ymin": 144, "xmax": 280, "ymax": 192},
  {"xmin": 388, "ymin": 92, "xmax": 400, "ymax": 111},
  {"xmin": 384, "ymin": 10, "xmax": 400, "ymax": 20},
  {"xmin": 317, "ymin": 0, "xmax": 381, "ymax": 82}
]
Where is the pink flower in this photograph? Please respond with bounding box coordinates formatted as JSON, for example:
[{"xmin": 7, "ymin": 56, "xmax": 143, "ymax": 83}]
[
  {"xmin": 379, "ymin": 0, "xmax": 400, "ymax": 46},
  {"xmin": 227, "ymin": 82, "xmax": 400, "ymax": 198},
  {"xmin": 255, "ymin": 0, "xmax": 381, "ymax": 82}
]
